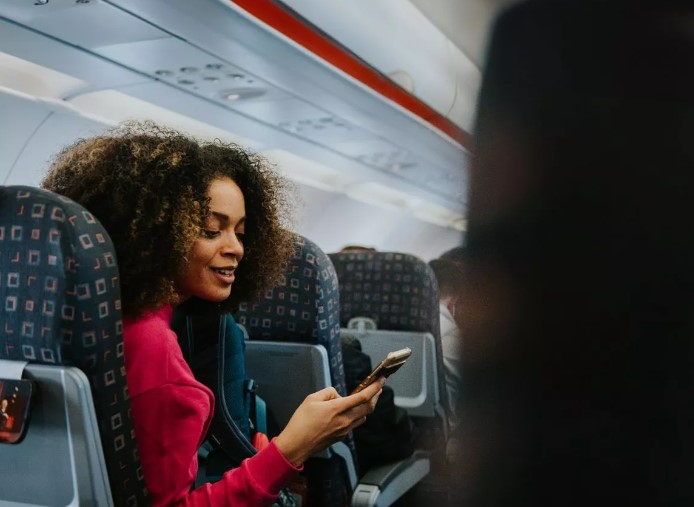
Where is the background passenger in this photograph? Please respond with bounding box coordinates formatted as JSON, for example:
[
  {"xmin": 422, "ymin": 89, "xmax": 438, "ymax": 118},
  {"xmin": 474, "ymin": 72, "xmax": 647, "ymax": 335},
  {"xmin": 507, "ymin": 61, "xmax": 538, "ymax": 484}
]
[
  {"xmin": 438, "ymin": 246, "xmax": 465, "ymax": 265},
  {"xmin": 428, "ymin": 258, "xmax": 464, "ymax": 430},
  {"xmin": 339, "ymin": 245, "xmax": 377, "ymax": 253},
  {"xmin": 41, "ymin": 122, "xmax": 384, "ymax": 507}
]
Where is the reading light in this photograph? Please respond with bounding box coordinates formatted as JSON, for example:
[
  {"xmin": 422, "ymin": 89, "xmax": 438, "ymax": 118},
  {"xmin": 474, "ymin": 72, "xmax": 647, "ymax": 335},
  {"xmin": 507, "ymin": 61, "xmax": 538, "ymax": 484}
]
[{"xmin": 219, "ymin": 87, "xmax": 266, "ymax": 101}]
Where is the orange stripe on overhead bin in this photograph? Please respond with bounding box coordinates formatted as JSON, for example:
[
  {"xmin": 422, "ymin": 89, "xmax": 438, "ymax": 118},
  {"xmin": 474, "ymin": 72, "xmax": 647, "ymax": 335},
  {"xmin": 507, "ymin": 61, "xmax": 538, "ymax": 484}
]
[{"xmin": 229, "ymin": 0, "xmax": 472, "ymax": 150}]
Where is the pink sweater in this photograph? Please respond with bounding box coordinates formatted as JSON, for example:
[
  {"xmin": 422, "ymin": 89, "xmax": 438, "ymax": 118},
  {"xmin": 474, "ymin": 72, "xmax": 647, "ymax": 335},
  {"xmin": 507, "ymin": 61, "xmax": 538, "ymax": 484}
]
[{"xmin": 123, "ymin": 305, "xmax": 300, "ymax": 506}]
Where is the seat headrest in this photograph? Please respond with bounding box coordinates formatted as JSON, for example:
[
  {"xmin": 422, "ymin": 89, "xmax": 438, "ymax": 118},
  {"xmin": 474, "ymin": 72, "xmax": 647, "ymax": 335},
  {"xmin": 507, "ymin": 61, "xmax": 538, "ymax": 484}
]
[
  {"xmin": 0, "ymin": 185, "xmax": 120, "ymax": 364},
  {"xmin": 236, "ymin": 232, "xmax": 346, "ymax": 395},
  {"xmin": 328, "ymin": 250, "xmax": 440, "ymax": 335},
  {"xmin": 0, "ymin": 185, "xmax": 148, "ymax": 504}
]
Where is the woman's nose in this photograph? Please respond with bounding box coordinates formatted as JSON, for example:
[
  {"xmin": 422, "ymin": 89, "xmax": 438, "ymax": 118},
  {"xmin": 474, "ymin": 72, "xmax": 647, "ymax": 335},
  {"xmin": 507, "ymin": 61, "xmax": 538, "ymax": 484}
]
[{"xmin": 221, "ymin": 233, "xmax": 244, "ymax": 258}]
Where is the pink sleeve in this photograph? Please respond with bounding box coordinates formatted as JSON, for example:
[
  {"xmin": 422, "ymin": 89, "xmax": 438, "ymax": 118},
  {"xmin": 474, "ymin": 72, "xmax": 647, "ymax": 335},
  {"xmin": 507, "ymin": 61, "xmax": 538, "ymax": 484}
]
[{"xmin": 131, "ymin": 385, "xmax": 300, "ymax": 507}]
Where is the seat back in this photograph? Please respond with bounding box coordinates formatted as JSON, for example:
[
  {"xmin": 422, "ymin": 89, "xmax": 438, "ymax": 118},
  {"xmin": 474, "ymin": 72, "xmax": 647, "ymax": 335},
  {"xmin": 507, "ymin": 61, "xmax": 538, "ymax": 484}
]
[
  {"xmin": 236, "ymin": 233, "xmax": 356, "ymax": 506},
  {"xmin": 236, "ymin": 234, "xmax": 347, "ymax": 398},
  {"xmin": 327, "ymin": 252, "xmax": 441, "ymax": 336},
  {"xmin": 328, "ymin": 250, "xmax": 451, "ymax": 465},
  {"xmin": 342, "ymin": 327, "xmax": 441, "ymax": 419},
  {"xmin": 328, "ymin": 251, "xmax": 448, "ymax": 411},
  {"xmin": 0, "ymin": 186, "xmax": 147, "ymax": 506}
]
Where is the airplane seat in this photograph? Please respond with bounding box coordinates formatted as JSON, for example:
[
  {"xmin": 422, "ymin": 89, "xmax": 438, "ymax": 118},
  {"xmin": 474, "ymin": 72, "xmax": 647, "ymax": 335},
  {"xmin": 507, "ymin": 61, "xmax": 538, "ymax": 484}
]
[
  {"xmin": 236, "ymin": 233, "xmax": 429, "ymax": 507},
  {"xmin": 0, "ymin": 185, "xmax": 148, "ymax": 506},
  {"xmin": 238, "ymin": 233, "xmax": 348, "ymax": 396},
  {"xmin": 328, "ymin": 250, "xmax": 451, "ymax": 464}
]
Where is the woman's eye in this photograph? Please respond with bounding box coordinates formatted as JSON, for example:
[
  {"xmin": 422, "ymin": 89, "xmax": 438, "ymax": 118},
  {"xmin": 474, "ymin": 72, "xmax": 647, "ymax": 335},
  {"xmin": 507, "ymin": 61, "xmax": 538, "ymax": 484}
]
[
  {"xmin": 202, "ymin": 230, "xmax": 220, "ymax": 239},
  {"xmin": 235, "ymin": 232, "xmax": 245, "ymax": 242}
]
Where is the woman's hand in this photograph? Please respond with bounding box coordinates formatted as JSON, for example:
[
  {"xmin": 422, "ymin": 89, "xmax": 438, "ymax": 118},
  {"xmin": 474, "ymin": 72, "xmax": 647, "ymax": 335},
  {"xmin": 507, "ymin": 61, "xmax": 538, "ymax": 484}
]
[{"xmin": 274, "ymin": 377, "xmax": 385, "ymax": 467}]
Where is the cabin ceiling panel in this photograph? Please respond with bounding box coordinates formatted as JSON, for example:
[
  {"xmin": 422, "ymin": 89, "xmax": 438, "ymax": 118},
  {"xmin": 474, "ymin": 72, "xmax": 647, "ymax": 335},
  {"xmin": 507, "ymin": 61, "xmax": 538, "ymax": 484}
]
[
  {"xmin": 114, "ymin": 80, "xmax": 465, "ymax": 213},
  {"xmin": 0, "ymin": 19, "xmax": 150, "ymax": 94},
  {"xmin": 0, "ymin": 0, "xmax": 469, "ymax": 216},
  {"xmin": 92, "ymin": 36, "xmax": 384, "ymax": 147},
  {"xmin": 421, "ymin": 167, "xmax": 467, "ymax": 202},
  {"xmin": 93, "ymin": 37, "xmax": 294, "ymax": 104},
  {"xmin": 330, "ymin": 139, "xmax": 424, "ymax": 180},
  {"xmin": 331, "ymin": 138, "xmax": 405, "ymax": 161},
  {"xmin": 229, "ymin": 96, "xmax": 325, "ymax": 124},
  {"xmin": 1, "ymin": 0, "xmax": 167, "ymax": 50},
  {"xmin": 114, "ymin": 81, "xmax": 296, "ymax": 149},
  {"xmin": 273, "ymin": 116, "xmax": 372, "ymax": 145},
  {"xmin": 104, "ymin": 0, "xmax": 469, "ymax": 197},
  {"xmin": 231, "ymin": 99, "xmax": 376, "ymax": 145}
]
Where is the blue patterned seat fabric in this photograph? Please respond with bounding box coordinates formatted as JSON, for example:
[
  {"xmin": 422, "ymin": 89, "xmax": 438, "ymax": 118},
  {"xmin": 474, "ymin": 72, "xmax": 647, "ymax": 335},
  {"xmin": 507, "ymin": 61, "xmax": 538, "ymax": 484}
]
[
  {"xmin": 235, "ymin": 234, "xmax": 358, "ymax": 464},
  {"xmin": 237, "ymin": 234, "xmax": 347, "ymax": 397},
  {"xmin": 327, "ymin": 250, "xmax": 449, "ymax": 414},
  {"xmin": 0, "ymin": 186, "xmax": 148, "ymax": 506},
  {"xmin": 236, "ymin": 233, "xmax": 358, "ymax": 505}
]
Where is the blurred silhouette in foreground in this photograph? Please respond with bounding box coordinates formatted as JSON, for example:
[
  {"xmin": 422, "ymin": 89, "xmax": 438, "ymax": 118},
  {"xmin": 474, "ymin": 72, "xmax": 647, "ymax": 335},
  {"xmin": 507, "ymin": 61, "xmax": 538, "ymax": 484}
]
[{"xmin": 457, "ymin": 0, "xmax": 694, "ymax": 505}]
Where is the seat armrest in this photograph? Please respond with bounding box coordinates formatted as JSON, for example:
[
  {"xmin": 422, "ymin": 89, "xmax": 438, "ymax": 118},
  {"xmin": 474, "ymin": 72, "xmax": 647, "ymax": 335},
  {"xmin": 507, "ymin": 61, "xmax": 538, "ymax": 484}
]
[
  {"xmin": 0, "ymin": 364, "xmax": 113, "ymax": 506},
  {"xmin": 351, "ymin": 451, "xmax": 430, "ymax": 507}
]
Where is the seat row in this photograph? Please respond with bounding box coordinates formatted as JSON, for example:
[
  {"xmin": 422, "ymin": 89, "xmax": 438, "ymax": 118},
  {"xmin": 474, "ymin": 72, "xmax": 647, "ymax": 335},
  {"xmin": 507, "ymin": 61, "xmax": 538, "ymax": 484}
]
[{"xmin": 0, "ymin": 185, "xmax": 451, "ymax": 507}]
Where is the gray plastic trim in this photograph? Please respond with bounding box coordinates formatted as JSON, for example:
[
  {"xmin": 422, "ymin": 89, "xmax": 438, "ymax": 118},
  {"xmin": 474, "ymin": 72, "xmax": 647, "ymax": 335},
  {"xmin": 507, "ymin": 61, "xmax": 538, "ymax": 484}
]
[{"xmin": 0, "ymin": 364, "xmax": 113, "ymax": 507}]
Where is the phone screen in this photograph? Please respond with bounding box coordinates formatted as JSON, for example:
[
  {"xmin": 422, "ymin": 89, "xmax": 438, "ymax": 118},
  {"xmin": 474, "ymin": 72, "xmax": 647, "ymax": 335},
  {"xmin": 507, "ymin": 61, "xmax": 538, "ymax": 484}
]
[
  {"xmin": 351, "ymin": 347, "xmax": 412, "ymax": 394},
  {"xmin": 0, "ymin": 378, "xmax": 33, "ymax": 444}
]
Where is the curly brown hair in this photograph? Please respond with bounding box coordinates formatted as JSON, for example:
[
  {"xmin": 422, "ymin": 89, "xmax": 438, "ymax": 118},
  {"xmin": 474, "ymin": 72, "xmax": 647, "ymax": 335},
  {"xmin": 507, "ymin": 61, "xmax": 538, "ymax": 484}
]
[{"xmin": 41, "ymin": 121, "xmax": 295, "ymax": 317}]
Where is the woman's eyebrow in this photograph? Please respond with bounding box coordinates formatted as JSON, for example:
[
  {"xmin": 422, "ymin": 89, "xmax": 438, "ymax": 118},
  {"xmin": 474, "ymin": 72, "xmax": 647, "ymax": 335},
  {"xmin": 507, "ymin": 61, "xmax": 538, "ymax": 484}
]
[
  {"xmin": 210, "ymin": 211, "xmax": 229, "ymax": 224},
  {"xmin": 211, "ymin": 211, "xmax": 246, "ymax": 226}
]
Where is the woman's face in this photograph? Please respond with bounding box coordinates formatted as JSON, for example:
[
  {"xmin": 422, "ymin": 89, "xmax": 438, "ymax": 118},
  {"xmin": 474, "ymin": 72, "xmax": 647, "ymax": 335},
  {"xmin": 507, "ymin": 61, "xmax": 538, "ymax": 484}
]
[{"xmin": 176, "ymin": 177, "xmax": 246, "ymax": 303}]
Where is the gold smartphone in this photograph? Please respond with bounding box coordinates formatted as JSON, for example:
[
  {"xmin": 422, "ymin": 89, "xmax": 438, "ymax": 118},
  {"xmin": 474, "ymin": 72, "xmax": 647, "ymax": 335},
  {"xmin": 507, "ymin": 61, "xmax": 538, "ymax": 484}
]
[{"xmin": 351, "ymin": 347, "xmax": 412, "ymax": 394}]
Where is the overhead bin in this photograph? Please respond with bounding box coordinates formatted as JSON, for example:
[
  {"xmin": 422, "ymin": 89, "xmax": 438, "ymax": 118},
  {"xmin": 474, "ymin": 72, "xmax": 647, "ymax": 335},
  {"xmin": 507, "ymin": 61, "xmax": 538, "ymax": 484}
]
[{"xmin": 0, "ymin": 0, "xmax": 468, "ymax": 225}]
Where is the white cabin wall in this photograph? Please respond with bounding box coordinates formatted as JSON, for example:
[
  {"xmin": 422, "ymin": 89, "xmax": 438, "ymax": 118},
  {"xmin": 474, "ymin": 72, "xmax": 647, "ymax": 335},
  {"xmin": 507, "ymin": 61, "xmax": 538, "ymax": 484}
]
[
  {"xmin": 0, "ymin": 88, "xmax": 110, "ymax": 186},
  {"xmin": 6, "ymin": 113, "xmax": 108, "ymax": 186},
  {"xmin": 292, "ymin": 184, "xmax": 463, "ymax": 260},
  {"xmin": 0, "ymin": 90, "xmax": 52, "ymax": 185}
]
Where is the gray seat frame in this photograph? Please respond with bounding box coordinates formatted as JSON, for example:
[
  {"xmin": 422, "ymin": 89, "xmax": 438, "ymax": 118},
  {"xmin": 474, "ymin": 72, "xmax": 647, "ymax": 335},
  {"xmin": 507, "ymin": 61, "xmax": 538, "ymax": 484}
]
[
  {"xmin": 0, "ymin": 364, "xmax": 113, "ymax": 507},
  {"xmin": 341, "ymin": 327, "xmax": 448, "ymax": 432},
  {"xmin": 245, "ymin": 340, "xmax": 430, "ymax": 507}
]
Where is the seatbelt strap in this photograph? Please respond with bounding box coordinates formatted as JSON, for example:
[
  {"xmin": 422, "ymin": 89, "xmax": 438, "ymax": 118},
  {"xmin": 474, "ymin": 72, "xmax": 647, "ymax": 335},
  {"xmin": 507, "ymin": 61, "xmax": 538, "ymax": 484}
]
[
  {"xmin": 255, "ymin": 396, "xmax": 268, "ymax": 436},
  {"xmin": 246, "ymin": 379, "xmax": 268, "ymax": 435}
]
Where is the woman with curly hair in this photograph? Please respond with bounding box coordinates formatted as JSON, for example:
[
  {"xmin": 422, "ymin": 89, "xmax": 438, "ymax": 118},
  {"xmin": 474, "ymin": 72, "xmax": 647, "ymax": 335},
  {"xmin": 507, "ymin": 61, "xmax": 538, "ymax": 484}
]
[{"xmin": 42, "ymin": 122, "xmax": 383, "ymax": 506}]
